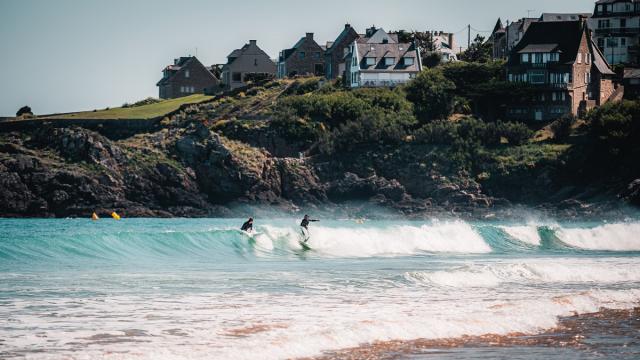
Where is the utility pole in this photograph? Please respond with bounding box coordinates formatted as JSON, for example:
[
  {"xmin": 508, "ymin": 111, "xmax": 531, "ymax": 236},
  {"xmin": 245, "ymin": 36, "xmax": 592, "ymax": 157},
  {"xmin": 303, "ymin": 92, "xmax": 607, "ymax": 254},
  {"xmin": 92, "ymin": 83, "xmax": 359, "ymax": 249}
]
[{"xmin": 468, "ymin": 24, "xmax": 471, "ymax": 49}]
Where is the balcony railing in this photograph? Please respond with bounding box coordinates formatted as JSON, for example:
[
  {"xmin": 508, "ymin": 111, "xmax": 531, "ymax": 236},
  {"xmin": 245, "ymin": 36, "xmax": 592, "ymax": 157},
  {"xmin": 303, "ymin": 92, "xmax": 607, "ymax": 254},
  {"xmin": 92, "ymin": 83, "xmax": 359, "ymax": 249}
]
[
  {"xmin": 595, "ymin": 27, "xmax": 640, "ymax": 35},
  {"xmin": 360, "ymin": 79, "xmax": 409, "ymax": 87},
  {"xmin": 594, "ymin": 10, "xmax": 640, "ymax": 17}
]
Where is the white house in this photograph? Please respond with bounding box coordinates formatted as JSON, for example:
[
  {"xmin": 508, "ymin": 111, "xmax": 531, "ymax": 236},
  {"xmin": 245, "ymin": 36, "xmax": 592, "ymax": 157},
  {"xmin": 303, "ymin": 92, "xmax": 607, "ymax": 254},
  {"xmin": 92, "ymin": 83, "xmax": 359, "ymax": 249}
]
[{"xmin": 345, "ymin": 28, "xmax": 422, "ymax": 88}]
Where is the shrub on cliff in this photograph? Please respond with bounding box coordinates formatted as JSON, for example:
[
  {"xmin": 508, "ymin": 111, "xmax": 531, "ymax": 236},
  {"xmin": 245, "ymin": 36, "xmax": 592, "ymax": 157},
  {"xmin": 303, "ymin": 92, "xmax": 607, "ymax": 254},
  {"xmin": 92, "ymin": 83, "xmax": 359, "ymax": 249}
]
[
  {"xmin": 405, "ymin": 68, "xmax": 456, "ymax": 122},
  {"xmin": 550, "ymin": 114, "xmax": 576, "ymax": 141},
  {"xmin": 318, "ymin": 111, "xmax": 411, "ymax": 155},
  {"xmin": 587, "ymin": 100, "xmax": 640, "ymax": 158},
  {"xmin": 274, "ymin": 86, "xmax": 414, "ymax": 127},
  {"xmin": 414, "ymin": 117, "xmax": 532, "ymax": 147}
]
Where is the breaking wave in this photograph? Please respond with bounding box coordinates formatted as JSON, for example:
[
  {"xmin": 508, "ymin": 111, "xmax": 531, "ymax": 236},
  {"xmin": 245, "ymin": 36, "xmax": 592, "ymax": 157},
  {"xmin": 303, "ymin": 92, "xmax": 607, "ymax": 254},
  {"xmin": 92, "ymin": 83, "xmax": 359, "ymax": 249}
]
[{"xmin": 1, "ymin": 220, "xmax": 639, "ymax": 265}]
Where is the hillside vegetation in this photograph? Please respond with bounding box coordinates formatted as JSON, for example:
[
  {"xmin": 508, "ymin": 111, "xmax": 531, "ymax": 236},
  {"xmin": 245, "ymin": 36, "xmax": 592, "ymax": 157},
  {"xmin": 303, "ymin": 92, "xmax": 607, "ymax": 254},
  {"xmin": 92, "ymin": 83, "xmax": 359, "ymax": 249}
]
[
  {"xmin": 43, "ymin": 94, "xmax": 213, "ymax": 120},
  {"xmin": 0, "ymin": 64, "xmax": 639, "ymax": 218}
]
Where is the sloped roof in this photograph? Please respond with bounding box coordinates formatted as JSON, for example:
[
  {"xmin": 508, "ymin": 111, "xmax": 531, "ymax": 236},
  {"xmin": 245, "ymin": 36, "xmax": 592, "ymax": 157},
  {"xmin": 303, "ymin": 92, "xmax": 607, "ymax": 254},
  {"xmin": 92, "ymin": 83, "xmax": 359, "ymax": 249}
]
[
  {"xmin": 509, "ymin": 21, "xmax": 584, "ymax": 65},
  {"xmin": 518, "ymin": 44, "xmax": 560, "ymax": 53},
  {"xmin": 354, "ymin": 42, "xmax": 420, "ymax": 72},
  {"xmin": 326, "ymin": 25, "xmax": 359, "ymax": 54},
  {"xmin": 157, "ymin": 56, "xmax": 218, "ymax": 86}
]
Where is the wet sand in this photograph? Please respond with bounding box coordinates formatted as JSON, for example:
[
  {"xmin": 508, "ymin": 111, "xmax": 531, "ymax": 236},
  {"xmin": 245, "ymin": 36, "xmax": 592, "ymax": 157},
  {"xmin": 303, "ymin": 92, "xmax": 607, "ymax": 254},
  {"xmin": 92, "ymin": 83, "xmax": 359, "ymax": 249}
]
[{"xmin": 307, "ymin": 308, "xmax": 640, "ymax": 360}]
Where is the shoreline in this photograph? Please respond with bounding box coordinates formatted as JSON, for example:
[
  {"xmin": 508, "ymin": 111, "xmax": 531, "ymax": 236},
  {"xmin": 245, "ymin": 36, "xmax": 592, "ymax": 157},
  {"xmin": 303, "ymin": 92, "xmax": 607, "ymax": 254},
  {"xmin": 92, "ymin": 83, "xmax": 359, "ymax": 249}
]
[{"xmin": 306, "ymin": 307, "xmax": 640, "ymax": 360}]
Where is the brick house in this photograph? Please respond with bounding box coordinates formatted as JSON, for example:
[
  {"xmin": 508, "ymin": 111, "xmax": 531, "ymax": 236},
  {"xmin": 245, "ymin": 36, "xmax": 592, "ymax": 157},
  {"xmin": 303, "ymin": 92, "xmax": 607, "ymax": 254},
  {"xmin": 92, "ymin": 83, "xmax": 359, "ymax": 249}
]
[
  {"xmin": 156, "ymin": 56, "xmax": 219, "ymax": 99},
  {"xmin": 506, "ymin": 19, "xmax": 618, "ymax": 121},
  {"xmin": 345, "ymin": 27, "xmax": 422, "ymax": 88},
  {"xmin": 277, "ymin": 33, "xmax": 325, "ymax": 78},
  {"xmin": 324, "ymin": 24, "xmax": 360, "ymax": 80},
  {"xmin": 221, "ymin": 40, "xmax": 276, "ymax": 91}
]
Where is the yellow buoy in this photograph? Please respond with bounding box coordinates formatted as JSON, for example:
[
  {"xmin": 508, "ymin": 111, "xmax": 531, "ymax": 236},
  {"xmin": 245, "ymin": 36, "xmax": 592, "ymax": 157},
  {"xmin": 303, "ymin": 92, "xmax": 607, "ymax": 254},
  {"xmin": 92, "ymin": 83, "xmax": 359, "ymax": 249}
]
[
  {"xmin": 111, "ymin": 212, "xmax": 121, "ymax": 220},
  {"xmin": 91, "ymin": 212, "xmax": 99, "ymax": 220}
]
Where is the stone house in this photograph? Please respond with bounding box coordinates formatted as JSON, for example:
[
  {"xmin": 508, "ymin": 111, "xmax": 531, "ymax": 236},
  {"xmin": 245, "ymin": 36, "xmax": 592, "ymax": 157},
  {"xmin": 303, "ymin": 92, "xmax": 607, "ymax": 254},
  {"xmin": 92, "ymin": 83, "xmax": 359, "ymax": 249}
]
[
  {"xmin": 221, "ymin": 40, "xmax": 276, "ymax": 91},
  {"xmin": 156, "ymin": 56, "xmax": 219, "ymax": 99},
  {"xmin": 324, "ymin": 24, "xmax": 360, "ymax": 80},
  {"xmin": 506, "ymin": 19, "xmax": 618, "ymax": 121},
  {"xmin": 431, "ymin": 31, "xmax": 457, "ymax": 62},
  {"xmin": 277, "ymin": 33, "xmax": 325, "ymax": 78},
  {"xmin": 344, "ymin": 27, "xmax": 422, "ymax": 88}
]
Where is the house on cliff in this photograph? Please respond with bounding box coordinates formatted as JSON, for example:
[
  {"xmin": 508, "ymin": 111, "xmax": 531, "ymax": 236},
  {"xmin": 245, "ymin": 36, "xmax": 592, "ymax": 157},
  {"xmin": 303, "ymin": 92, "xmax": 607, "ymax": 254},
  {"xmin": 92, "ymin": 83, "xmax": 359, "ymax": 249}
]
[
  {"xmin": 324, "ymin": 24, "xmax": 360, "ymax": 80},
  {"xmin": 156, "ymin": 56, "xmax": 220, "ymax": 99},
  {"xmin": 344, "ymin": 27, "xmax": 422, "ymax": 88},
  {"xmin": 277, "ymin": 33, "xmax": 325, "ymax": 78},
  {"xmin": 221, "ymin": 40, "xmax": 276, "ymax": 91},
  {"xmin": 505, "ymin": 19, "xmax": 619, "ymax": 121}
]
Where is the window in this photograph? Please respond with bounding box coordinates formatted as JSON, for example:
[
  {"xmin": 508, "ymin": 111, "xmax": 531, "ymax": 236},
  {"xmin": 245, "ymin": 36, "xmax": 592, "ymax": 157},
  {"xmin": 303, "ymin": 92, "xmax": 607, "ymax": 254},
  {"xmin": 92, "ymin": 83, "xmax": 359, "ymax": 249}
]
[
  {"xmin": 404, "ymin": 57, "xmax": 414, "ymax": 65},
  {"xmin": 598, "ymin": 20, "xmax": 610, "ymax": 29},
  {"xmin": 621, "ymin": 38, "xmax": 627, "ymax": 47},
  {"xmin": 365, "ymin": 57, "xmax": 376, "ymax": 66},
  {"xmin": 550, "ymin": 73, "xmax": 569, "ymax": 84},
  {"xmin": 191, "ymin": 86, "xmax": 195, "ymax": 93},
  {"xmin": 299, "ymin": 51, "xmax": 306, "ymax": 59},
  {"xmin": 607, "ymin": 38, "xmax": 619, "ymax": 47},
  {"xmin": 521, "ymin": 53, "xmax": 530, "ymax": 63},
  {"xmin": 577, "ymin": 53, "xmax": 582, "ymax": 64},
  {"xmin": 621, "ymin": 19, "xmax": 627, "ymax": 28},
  {"xmin": 552, "ymin": 92, "xmax": 557, "ymax": 101},
  {"xmin": 384, "ymin": 57, "xmax": 395, "ymax": 66},
  {"xmin": 313, "ymin": 52, "xmax": 321, "ymax": 60},
  {"xmin": 534, "ymin": 53, "xmax": 543, "ymax": 63},
  {"xmin": 180, "ymin": 86, "xmax": 185, "ymax": 93},
  {"xmin": 598, "ymin": 38, "xmax": 605, "ymax": 49},
  {"xmin": 254, "ymin": 59, "xmax": 258, "ymax": 66},
  {"xmin": 232, "ymin": 72, "xmax": 242, "ymax": 82},
  {"xmin": 529, "ymin": 70, "xmax": 546, "ymax": 84},
  {"xmin": 586, "ymin": 54, "xmax": 591, "ymax": 64},
  {"xmin": 185, "ymin": 70, "xmax": 190, "ymax": 78},
  {"xmin": 585, "ymin": 72, "xmax": 591, "ymax": 84}
]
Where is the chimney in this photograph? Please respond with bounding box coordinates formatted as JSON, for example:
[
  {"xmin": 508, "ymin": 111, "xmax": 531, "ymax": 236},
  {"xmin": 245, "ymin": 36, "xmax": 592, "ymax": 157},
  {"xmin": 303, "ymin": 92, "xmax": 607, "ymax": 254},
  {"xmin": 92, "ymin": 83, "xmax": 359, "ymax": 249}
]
[
  {"xmin": 174, "ymin": 58, "xmax": 179, "ymax": 65},
  {"xmin": 306, "ymin": 32, "xmax": 314, "ymax": 40},
  {"xmin": 249, "ymin": 40, "xmax": 257, "ymax": 45},
  {"xmin": 448, "ymin": 33, "xmax": 455, "ymax": 48},
  {"xmin": 344, "ymin": 23, "xmax": 351, "ymax": 29}
]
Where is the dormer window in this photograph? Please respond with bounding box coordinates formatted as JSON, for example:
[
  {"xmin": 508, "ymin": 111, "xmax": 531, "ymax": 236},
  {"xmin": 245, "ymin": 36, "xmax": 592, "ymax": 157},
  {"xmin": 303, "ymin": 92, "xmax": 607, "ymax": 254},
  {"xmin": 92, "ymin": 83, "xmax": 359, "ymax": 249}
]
[
  {"xmin": 404, "ymin": 57, "xmax": 414, "ymax": 66},
  {"xmin": 384, "ymin": 57, "xmax": 395, "ymax": 66},
  {"xmin": 365, "ymin": 57, "xmax": 376, "ymax": 66}
]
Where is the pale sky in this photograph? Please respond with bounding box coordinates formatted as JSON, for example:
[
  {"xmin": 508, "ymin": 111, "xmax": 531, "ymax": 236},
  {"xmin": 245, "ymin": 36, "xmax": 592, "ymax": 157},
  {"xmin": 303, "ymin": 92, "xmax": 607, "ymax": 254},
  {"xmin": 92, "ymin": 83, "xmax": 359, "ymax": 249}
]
[{"xmin": 0, "ymin": 0, "xmax": 594, "ymax": 115}]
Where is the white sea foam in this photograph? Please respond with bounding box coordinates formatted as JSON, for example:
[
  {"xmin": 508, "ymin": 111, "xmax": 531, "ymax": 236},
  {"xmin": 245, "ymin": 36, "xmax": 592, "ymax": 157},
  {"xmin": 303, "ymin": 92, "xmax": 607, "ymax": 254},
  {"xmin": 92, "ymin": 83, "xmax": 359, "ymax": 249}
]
[
  {"xmin": 500, "ymin": 225, "xmax": 541, "ymax": 246},
  {"xmin": 555, "ymin": 222, "xmax": 640, "ymax": 251},
  {"xmin": 261, "ymin": 221, "xmax": 491, "ymax": 256},
  {"xmin": 405, "ymin": 258, "xmax": 640, "ymax": 287}
]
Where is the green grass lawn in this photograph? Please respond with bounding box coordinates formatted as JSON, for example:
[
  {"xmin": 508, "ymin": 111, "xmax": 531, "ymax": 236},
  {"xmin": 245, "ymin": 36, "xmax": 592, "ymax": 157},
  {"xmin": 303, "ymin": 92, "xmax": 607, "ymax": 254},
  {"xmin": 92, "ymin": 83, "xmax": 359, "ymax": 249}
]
[{"xmin": 45, "ymin": 94, "xmax": 214, "ymax": 120}]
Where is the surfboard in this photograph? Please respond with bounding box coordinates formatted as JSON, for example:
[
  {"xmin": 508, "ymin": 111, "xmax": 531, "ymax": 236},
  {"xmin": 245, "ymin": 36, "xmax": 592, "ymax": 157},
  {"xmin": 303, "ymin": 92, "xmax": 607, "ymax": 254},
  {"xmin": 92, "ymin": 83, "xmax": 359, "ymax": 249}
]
[{"xmin": 299, "ymin": 227, "xmax": 311, "ymax": 250}]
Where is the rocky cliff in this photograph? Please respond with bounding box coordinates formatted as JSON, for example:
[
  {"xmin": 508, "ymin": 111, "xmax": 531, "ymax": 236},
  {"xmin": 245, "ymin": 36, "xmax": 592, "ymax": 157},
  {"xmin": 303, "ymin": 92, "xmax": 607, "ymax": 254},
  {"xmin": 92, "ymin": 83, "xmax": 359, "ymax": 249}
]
[{"xmin": 1, "ymin": 80, "xmax": 638, "ymax": 219}]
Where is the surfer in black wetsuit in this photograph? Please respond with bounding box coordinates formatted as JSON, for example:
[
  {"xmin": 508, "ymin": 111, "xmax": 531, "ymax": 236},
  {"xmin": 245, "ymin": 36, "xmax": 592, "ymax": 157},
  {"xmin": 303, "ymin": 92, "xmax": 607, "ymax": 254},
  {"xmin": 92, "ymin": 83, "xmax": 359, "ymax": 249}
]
[
  {"xmin": 241, "ymin": 218, "xmax": 254, "ymax": 233},
  {"xmin": 300, "ymin": 215, "xmax": 318, "ymax": 230}
]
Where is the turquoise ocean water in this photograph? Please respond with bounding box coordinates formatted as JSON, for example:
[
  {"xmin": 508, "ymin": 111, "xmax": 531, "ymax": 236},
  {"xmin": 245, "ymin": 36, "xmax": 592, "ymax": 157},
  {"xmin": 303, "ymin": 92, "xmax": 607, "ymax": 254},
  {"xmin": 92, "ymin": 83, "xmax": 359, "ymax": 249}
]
[{"xmin": 1, "ymin": 218, "xmax": 640, "ymax": 359}]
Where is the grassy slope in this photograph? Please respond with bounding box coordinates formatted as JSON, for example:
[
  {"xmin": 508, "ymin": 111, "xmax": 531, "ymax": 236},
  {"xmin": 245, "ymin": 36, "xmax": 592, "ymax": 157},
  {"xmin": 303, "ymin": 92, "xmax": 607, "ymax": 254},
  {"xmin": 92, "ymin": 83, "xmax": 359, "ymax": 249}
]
[{"xmin": 44, "ymin": 94, "xmax": 213, "ymax": 120}]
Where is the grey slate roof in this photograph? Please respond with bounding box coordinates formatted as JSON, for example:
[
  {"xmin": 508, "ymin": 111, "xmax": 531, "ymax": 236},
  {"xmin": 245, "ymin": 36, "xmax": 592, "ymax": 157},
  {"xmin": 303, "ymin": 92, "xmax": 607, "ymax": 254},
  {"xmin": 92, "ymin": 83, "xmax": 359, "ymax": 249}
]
[{"xmin": 354, "ymin": 42, "xmax": 420, "ymax": 72}]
